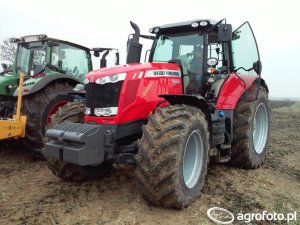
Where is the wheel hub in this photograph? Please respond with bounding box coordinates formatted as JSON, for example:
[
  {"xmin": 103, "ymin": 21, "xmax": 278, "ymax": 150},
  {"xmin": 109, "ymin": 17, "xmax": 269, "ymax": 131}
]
[
  {"xmin": 253, "ymin": 103, "xmax": 269, "ymax": 154},
  {"xmin": 183, "ymin": 130, "xmax": 203, "ymax": 189}
]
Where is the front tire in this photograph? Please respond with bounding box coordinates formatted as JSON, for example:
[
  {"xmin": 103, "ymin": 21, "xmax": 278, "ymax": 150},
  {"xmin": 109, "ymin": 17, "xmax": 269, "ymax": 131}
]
[
  {"xmin": 230, "ymin": 87, "xmax": 271, "ymax": 168},
  {"xmin": 136, "ymin": 105, "xmax": 209, "ymax": 209},
  {"xmin": 45, "ymin": 101, "xmax": 112, "ymax": 182}
]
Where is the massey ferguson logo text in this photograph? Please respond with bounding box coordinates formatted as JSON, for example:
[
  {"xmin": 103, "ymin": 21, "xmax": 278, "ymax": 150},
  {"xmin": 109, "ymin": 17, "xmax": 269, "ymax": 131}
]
[
  {"xmin": 145, "ymin": 70, "xmax": 181, "ymax": 78},
  {"xmin": 153, "ymin": 70, "xmax": 180, "ymax": 76}
]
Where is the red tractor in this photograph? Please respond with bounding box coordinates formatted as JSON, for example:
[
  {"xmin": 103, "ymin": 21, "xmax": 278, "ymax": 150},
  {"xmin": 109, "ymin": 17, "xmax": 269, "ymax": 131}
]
[{"xmin": 44, "ymin": 19, "xmax": 271, "ymax": 209}]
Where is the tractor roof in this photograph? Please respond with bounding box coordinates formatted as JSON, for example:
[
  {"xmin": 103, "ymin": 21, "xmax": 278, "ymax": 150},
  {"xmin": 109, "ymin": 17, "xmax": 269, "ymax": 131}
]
[
  {"xmin": 149, "ymin": 19, "xmax": 219, "ymax": 34},
  {"xmin": 10, "ymin": 34, "xmax": 91, "ymax": 51},
  {"xmin": 158, "ymin": 19, "xmax": 218, "ymax": 29}
]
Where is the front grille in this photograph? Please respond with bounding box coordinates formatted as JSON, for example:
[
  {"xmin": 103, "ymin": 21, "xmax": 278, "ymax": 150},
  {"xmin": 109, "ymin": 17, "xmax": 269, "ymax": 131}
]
[{"xmin": 85, "ymin": 81, "xmax": 123, "ymax": 114}]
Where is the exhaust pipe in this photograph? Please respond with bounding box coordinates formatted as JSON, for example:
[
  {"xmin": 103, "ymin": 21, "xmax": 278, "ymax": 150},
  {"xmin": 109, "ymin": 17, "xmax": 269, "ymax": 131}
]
[
  {"xmin": 130, "ymin": 21, "xmax": 140, "ymax": 43},
  {"xmin": 126, "ymin": 21, "xmax": 143, "ymax": 64}
]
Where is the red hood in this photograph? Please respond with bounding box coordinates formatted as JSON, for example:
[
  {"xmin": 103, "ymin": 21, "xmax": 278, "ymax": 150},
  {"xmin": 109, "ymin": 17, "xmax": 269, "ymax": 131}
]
[{"xmin": 86, "ymin": 62, "xmax": 180, "ymax": 81}]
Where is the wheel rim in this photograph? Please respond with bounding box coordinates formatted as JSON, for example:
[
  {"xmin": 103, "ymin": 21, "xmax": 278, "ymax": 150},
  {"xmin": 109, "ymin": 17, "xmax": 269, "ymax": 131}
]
[
  {"xmin": 253, "ymin": 103, "xmax": 269, "ymax": 154},
  {"xmin": 183, "ymin": 130, "xmax": 203, "ymax": 189},
  {"xmin": 46, "ymin": 100, "xmax": 69, "ymax": 124}
]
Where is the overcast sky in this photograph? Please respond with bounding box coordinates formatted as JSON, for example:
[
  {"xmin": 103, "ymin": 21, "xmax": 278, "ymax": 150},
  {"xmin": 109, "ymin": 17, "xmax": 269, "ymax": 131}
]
[{"xmin": 1, "ymin": 0, "xmax": 299, "ymax": 98}]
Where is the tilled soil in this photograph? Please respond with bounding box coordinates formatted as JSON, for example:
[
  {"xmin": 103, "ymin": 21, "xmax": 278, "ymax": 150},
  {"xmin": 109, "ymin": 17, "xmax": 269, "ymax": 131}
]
[{"xmin": 0, "ymin": 101, "xmax": 299, "ymax": 225}]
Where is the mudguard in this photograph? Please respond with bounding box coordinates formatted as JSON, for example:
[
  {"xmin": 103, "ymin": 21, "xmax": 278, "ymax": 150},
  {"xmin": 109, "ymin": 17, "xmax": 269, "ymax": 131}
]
[
  {"xmin": 13, "ymin": 74, "xmax": 83, "ymax": 96},
  {"xmin": 160, "ymin": 94, "xmax": 212, "ymax": 124},
  {"xmin": 216, "ymin": 73, "xmax": 268, "ymax": 110}
]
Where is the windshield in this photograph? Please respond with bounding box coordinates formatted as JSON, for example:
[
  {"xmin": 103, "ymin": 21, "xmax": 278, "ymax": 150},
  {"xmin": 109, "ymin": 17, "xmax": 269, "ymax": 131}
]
[
  {"xmin": 151, "ymin": 32, "xmax": 204, "ymax": 94},
  {"xmin": 16, "ymin": 41, "xmax": 46, "ymax": 76},
  {"xmin": 151, "ymin": 32, "xmax": 204, "ymax": 73},
  {"xmin": 51, "ymin": 42, "xmax": 89, "ymax": 80}
]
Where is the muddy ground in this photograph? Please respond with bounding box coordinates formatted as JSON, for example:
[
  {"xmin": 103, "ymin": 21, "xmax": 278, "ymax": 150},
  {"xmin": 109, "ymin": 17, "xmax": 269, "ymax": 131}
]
[{"xmin": 0, "ymin": 101, "xmax": 299, "ymax": 225}]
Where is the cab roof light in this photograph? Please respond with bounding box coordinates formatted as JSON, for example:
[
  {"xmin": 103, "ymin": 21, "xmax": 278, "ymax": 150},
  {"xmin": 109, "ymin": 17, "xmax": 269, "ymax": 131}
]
[
  {"xmin": 149, "ymin": 27, "xmax": 160, "ymax": 34},
  {"xmin": 191, "ymin": 22, "xmax": 199, "ymax": 28},
  {"xmin": 199, "ymin": 21, "xmax": 209, "ymax": 27}
]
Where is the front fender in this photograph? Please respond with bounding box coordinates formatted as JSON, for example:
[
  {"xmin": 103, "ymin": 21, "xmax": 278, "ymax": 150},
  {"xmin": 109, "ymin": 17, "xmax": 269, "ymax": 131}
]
[
  {"xmin": 160, "ymin": 94, "xmax": 211, "ymax": 122},
  {"xmin": 13, "ymin": 74, "xmax": 83, "ymax": 96}
]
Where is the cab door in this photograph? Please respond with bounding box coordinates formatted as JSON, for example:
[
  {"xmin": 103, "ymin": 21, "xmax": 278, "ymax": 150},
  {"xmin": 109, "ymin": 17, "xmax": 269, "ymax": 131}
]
[
  {"xmin": 231, "ymin": 22, "xmax": 261, "ymax": 77},
  {"xmin": 216, "ymin": 22, "xmax": 261, "ymax": 109},
  {"xmin": 231, "ymin": 21, "xmax": 261, "ymax": 101}
]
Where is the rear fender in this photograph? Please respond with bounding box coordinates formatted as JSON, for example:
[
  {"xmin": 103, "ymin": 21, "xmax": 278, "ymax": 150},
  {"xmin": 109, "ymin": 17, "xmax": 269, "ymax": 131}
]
[
  {"xmin": 259, "ymin": 77, "xmax": 269, "ymax": 93},
  {"xmin": 13, "ymin": 74, "xmax": 82, "ymax": 96},
  {"xmin": 216, "ymin": 73, "xmax": 246, "ymax": 110},
  {"xmin": 216, "ymin": 73, "xmax": 268, "ymax": 110}
]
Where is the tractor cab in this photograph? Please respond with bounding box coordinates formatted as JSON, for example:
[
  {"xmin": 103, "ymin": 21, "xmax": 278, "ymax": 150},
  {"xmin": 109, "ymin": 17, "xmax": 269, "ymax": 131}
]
[
  {"xmin": 0, "ymin": 35, "xmax": 92, "ymax": 97},
  {"xmin": 128, "ymin": 19, "xmax": 262, "ymax": 103},
  {"xmin": 11, "ymin": 35, "xmax": 92, "ymax": 81},
  {"xmin": 4, "ymin": 35, "xmax": 119, "ymax": 97}
]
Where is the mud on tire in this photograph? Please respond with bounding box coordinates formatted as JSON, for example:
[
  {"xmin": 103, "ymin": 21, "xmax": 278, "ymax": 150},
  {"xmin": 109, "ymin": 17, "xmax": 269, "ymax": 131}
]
[
  {"xmin": 45, "ymin": 101, "xmax": 112, "ymax": 182},
  {"xmin": 230, "ymin": 87, "xmax": 271, "ymax": 169},
  {"xmin": 21, "ymin": 82, "xmax": 74, "ymax": 153},
  {"xmin": 136, "ymin": 105, "xmax": 209, "ymax": 209}
]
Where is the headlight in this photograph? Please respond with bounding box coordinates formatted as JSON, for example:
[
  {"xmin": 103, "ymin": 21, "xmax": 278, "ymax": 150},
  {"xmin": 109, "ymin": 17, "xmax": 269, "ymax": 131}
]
[
  {"xmin": 85, "ymin": 107, "xmax": 91, "ymax": 115},
  {"xmin": 109, "ymin": 74, "xmax": 118, "ymax": 82},
  {"xmin": 95, "ymin": 73, "xmax": 126, "ymax": 85},
  {"xmin": 95, "ymin": 77, "xmax": 107, "ymax": 84},
  {"xmin": 94, "ymin": 107, "xmax": 118, "ymax": 117}
]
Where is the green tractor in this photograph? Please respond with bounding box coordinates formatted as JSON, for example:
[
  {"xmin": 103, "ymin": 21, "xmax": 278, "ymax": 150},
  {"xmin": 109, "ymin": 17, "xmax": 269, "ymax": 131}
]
[{"xmin": 0, "ymin": 34, "xmax": 118, "ymax": 152}]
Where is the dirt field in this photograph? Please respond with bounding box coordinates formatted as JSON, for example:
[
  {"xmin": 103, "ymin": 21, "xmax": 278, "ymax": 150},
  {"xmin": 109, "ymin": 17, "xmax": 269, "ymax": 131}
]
[{"xmin": 0, "ymin": 101, "xmax": 299, "ymax": 225}]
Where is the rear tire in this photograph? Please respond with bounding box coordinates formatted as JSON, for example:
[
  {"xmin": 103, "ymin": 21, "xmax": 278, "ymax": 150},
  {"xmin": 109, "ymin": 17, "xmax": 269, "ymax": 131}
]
[
  {"xmin": 230, "ymin": 87, "xmax": 271, "ymax": 168},
  {"xmin": 136, "ymin": 105, "xmax": 209, "ymax": 209},
  {"xmin": 45, "ymin": 101, "xmax": 112, "ymax": 182},
  {"xmin": 21, "ymin": 82, "xmax": 74, "ymax": 153}
]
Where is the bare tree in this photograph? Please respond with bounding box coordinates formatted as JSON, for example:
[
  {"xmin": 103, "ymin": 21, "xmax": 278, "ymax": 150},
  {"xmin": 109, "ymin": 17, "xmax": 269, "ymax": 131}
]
[{"xmin": 0, "ymin": 38, "xmax": 17, "ymax": 65}]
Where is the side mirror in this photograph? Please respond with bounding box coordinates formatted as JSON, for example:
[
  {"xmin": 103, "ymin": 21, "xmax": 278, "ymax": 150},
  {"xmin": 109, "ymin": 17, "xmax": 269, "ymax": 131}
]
[
  {"xmin": 253, "ymin": 60, "xmax": 262, "ymax": 75},
  {"xmin": 218, "ymin": 24, "xmax": 232, "ymax": 42}
]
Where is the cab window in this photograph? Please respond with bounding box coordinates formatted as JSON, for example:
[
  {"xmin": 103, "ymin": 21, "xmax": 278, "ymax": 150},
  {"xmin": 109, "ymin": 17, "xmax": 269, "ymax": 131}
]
[{"xmin": 51, "ymin": 42, "xmax": 89, "ymax": 79}]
